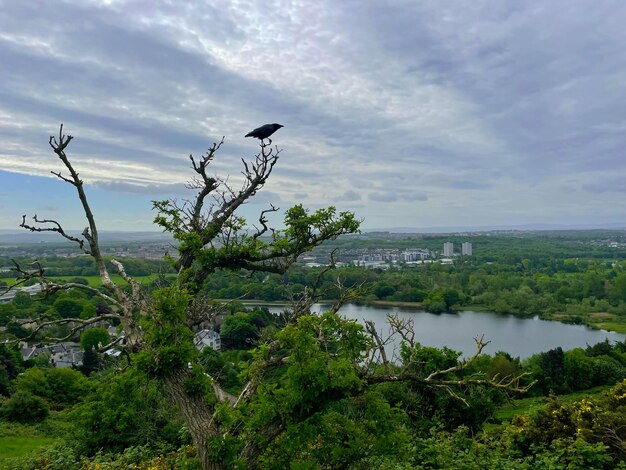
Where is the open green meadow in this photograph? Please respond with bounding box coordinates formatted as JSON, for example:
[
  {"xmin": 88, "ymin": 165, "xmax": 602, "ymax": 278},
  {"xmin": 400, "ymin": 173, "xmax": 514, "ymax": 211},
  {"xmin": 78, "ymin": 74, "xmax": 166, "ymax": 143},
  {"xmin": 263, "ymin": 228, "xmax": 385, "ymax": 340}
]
[
  {"xmin": 0, "ymin": 415, "xmax": 70, "ymax": 465},
  {"xmin": 2, "ymin": 274, "xmax": 171, "ymax": 288},
  {"xmin": 0, "ymin": 436, "xmax": 58, "ymax": 463},
  {"xmin": 491, "ymin": 385, "xmax": 612, "ymax": 425}
]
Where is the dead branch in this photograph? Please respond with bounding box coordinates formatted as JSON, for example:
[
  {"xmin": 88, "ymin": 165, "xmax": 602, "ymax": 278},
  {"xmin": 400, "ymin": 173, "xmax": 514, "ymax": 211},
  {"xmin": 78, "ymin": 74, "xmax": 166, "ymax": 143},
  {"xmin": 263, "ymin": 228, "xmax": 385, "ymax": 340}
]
[
  {"xmin": 362, "ymin": 333, "xmax": 535, "ymax": 397},
  {"xmin": 326, "ymin": 278, "xmax": 368, "ymax": 315},
  {"xmin": 425, "ymin": 335, "xmax": 491, "ymax": 382},
  {"xmin": 98, "ymin": 335, "xmax": 125, "ymax": 353},
  {"xmin": 209, "ymin": 145, "xmax": 281, "ymax": 237},
  {"xmin": 5, "ymin": 259, "xmax": 45, "ymax": 293},
  {"xmin": 15, "ymin": 125, "xmax": 143, "ymax": 350},
  {"xmin": 185, "ymin": 293, "xmax": 234, "ymax": 330},
  {"xmin": 40, "ymin": 280, "xmax": 122, "ymax": 308},
  {"xmin": 10, "ymin": 314, "xmax": 121, "ymax": 345},
  {"xmin": 188, "ymin": 139, "xmax": 224, "ymax": 232},
  {"xmin": 46, "ymin": 125, "xmax": 125, "ymax": 301},
  {"xmin": 212, "ymin": 381, "xmax": 237, "ymax": 405},
  {"xmin": 252, "ymin": 204, "xmax": 279, "ymax": 239},
  {"xmin": 109, "ymin": 259, "xmax": 144, "ymax": 309},
  {"xmin": 20, "ymin": 215, "xmax": 89, "ymax": 253},
  {"xmin": 364, "ymin": 320, "xmax": 390, "ymax": 373},
  {"xmin": 387, "ymin": 313, "xmax": 416, "ymax": 347}
]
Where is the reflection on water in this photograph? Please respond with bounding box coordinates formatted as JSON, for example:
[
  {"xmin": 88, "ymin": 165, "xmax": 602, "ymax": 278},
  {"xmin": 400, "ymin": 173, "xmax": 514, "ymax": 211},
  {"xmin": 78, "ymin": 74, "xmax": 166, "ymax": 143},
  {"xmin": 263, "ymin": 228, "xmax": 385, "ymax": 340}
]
[{"xmin": 256, "ymin": 303, "xmax": 626, "ymax": 359}]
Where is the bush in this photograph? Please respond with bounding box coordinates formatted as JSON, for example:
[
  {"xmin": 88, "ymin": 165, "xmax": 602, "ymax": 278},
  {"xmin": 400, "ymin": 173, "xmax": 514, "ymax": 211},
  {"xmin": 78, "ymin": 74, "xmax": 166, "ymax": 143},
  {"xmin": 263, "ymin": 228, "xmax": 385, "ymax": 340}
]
[
  {"xmin": 53, "ymin": 298, "xmax": 84, "ymax": 318},
  {"xmin": 70, "ymin": 369, "xmax": 183, "ymax": 455},
  {"xmin": 14, "ymin": 367, "xmax": 91, "ymax": 407},
  {"xmin": 199, "ymin": 348, "xmax": 242, "ymax": 392},
  {"xmin": 1, "ymin": 390, "xmax": 49, "ymax": 423},
  {"xmin": 10, "ymin": 444, "xmax": 81, "ymax": 470},
  {"xmin": 80, "ymin": 327, "xmax": 110, "ymax": 350},
  {"xmin": 220, "ymin": 313, "xmax": 259, "ymax": 349}
]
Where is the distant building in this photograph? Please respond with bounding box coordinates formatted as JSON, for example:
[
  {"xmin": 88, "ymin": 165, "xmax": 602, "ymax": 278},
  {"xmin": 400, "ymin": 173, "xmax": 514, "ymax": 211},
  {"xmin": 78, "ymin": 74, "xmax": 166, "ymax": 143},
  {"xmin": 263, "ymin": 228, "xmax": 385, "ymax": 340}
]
[
  {"xmin": 49, "ymin": 342, "xmax": 83, "ymax": 368},
  {"xmin": 0, "ymin": 283, "xmax": 44, "ymax": 304},
  {"xmin": 443, "ymin": 242, "xmax": 454, "ymax": 257},
  {"xmin": 462, "ymin": 242, "xmax": 473, "ymax": 256},
  {"xmin": 400, "ymin": 250, "xmax": 430, "ymax": 262},
  {"xmin": 194, "ymin": 329, "xmax": 221, "ymax": 351},
  {"xmin": 21, "ymin": 342, "xmax": 82, "ymax": 368}
]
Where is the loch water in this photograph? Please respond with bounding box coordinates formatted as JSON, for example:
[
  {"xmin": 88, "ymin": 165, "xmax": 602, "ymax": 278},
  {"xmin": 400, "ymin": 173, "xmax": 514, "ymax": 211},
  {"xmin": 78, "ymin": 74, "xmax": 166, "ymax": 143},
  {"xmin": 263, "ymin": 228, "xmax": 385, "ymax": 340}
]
[{"xmin": 257, "ymin": 303, "xmax": 626, "ymax": 359}]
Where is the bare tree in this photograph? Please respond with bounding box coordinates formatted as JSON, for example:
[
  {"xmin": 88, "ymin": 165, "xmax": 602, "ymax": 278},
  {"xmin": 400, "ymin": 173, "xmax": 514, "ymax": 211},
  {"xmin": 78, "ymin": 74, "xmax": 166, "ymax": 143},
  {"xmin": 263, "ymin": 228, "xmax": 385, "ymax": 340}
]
[{"xmin": 11, "ymin": 125, "xmax": 532, "ymax": 469}]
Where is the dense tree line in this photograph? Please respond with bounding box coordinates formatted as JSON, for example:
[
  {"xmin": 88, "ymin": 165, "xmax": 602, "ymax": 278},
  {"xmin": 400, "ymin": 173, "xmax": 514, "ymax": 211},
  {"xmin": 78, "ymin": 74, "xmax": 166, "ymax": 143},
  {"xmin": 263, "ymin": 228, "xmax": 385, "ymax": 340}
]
[{"xmin": 197, "ymin": 258, "xmax": 626, "ymax": 327}]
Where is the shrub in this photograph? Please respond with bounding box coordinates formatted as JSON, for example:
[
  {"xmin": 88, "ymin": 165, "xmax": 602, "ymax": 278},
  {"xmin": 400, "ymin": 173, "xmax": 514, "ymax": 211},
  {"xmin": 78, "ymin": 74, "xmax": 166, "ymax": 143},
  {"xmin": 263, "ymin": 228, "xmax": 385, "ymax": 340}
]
[
  {"xmin": 14, "ymin": 367, "xmax": 91, "ymax": 407},
  {"xmin": 1, "ymin": 390, "xmax": 49, "ymax": 423}
]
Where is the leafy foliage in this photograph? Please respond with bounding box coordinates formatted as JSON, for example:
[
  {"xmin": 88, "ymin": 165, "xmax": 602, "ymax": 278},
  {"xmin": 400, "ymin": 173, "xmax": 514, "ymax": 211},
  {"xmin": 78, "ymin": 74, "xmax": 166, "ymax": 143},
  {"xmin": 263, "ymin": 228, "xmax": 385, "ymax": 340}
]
[
  {"xmin": 13, "ymin": 367, "xmax": 91, "ymax": 408},
  {"xmin": 0, "ymin": 344, "xmax": 23, "ymax": 396},
  {"xmin": 80, "ymin": 327, "xmax": 110, "ymax": 350},
  {"xmin": 0, "ymin": 391, "xmax": 49, "ymax": 423},
  {"xmin": 220, "ymin": 313, "xmax": 260, "ymax": 350},
  {"xmin": 70, "ymin": 369, "xmax": 183, "ymax": 455}
]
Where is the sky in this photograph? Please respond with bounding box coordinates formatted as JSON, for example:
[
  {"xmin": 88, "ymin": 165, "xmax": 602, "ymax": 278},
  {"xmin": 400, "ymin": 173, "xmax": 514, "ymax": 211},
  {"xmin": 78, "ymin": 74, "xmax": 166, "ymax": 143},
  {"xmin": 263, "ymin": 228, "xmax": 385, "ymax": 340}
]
[{"xmin": 1, "ymin": 0, "xmax": 626, "ymax": 232}]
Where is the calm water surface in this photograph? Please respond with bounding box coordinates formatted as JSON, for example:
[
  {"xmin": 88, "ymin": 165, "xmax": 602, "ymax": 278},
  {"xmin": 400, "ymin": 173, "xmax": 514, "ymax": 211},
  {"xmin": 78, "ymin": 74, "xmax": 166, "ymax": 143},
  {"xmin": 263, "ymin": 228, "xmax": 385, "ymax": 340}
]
[{"xmin": 259, "ymin": 303, "xmax": 626, "ymax": 359}]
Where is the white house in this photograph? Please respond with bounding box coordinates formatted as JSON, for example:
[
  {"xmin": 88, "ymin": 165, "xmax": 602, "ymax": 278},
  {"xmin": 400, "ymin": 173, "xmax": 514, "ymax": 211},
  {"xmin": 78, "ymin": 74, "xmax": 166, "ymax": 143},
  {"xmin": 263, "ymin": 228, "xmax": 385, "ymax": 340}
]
[{"xmin": 194, "ymin": 329, "xmax": 221, "ymax": 351}]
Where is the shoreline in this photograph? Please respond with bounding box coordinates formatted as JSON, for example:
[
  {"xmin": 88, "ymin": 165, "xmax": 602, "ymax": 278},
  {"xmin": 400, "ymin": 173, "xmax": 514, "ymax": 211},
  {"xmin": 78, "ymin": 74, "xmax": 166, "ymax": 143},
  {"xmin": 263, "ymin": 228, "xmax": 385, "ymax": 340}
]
[{"xmin": 237, "ymin": 299, "xmax": 626, "ymax": 334}]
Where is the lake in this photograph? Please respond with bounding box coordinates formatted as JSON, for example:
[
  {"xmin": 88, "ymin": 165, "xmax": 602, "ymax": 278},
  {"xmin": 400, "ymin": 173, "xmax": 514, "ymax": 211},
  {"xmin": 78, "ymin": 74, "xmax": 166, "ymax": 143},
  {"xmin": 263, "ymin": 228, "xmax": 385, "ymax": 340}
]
[{"xmin": 256, "ymin": 303, "xmax": 626, "ymax": 359}]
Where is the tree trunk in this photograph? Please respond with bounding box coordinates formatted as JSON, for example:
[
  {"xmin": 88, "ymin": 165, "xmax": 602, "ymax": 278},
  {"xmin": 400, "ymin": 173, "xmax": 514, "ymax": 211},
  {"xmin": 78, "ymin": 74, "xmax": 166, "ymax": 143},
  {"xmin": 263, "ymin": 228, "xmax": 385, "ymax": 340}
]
[{"xmin": 163, "ymin": 368, "xmax": 224, "ymax": 470}]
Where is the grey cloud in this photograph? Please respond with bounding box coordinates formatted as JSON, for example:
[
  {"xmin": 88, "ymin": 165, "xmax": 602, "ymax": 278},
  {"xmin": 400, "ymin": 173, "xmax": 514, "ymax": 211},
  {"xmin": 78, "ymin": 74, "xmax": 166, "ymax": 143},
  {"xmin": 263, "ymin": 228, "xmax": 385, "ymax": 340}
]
[
  {"xmin": 369, "ymin": 192, "xmax": 398, "ymax": 203},
  {"xmin": 2, "ymin": 1, "xmax": 626, "ymax": 229},
  {"xmin": 403, "ymin": 192, "xmax": 428, "ymax": 202},
  {"xmin": 248, "ymin": 191, "xmax": 282, "ymax": 205},
  {"xmin": 368, "ymin": 192, "xmax": 428, "ymax": 203},
  {"xmin": 583, "ymin": 177, "xmax": 626, "ymax": 194},
  {"xmin": 448, "ymin": 181, "xmax": 490, "ymax": 190},
  {"xmin": 337, "ymin": 190, "xmax": 361, "ymax": 202},
  {"xmin": 93, "ymin": 181, "xmax": 189, "ymax": 195},
  {"xmin": 0, "ymin": 2, "xmax": 353, "ymax": 156},
  {"xmin": 336, "ymin": 1, "xmax": 626, "ymax": 176}
]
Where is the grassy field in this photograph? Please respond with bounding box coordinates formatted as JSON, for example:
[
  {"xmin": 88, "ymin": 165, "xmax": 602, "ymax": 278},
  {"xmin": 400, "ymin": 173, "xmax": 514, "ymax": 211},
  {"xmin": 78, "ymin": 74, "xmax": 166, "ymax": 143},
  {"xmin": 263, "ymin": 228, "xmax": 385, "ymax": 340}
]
[
  {"xmin": 1, "ymin": 274, "xmax": 171, "ymax": 288},
  {"xmin": 0, "ymin": 415, "xmax": 70, "ymax": 465},
  {"xmin": 590, "ymin": 321, "xmax": 626, "ymax": 334},
  {"xmin": 0, "ymin": 436, "xmax": 58, "ymax": 463},
  {"xmin": 492, "ymin": 385, "xmax": 612, "ymax": 425}
]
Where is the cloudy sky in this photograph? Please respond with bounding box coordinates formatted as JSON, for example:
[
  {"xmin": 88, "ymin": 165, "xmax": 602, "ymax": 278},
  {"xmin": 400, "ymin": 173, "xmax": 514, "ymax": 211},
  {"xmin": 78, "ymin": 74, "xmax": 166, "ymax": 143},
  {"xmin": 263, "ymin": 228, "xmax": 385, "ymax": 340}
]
[{"xmin": 1, "ymin": 0, "xmax": 625, "ymax": 232}]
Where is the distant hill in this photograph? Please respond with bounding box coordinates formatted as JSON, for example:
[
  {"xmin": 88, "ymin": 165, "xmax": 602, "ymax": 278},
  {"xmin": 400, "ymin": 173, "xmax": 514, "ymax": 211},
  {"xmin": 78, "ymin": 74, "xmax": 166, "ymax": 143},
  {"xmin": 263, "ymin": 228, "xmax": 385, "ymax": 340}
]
[
  {"xmin": 2, "ymin": 223, "xmax": 625, "ymax": 246},
  {"xmin": 364, "ymin": 223, "xmax": 626, "ymax": 233},
  {"xmin": 0, "ymin": 230, "xmax": 172, "ymax": 245}
]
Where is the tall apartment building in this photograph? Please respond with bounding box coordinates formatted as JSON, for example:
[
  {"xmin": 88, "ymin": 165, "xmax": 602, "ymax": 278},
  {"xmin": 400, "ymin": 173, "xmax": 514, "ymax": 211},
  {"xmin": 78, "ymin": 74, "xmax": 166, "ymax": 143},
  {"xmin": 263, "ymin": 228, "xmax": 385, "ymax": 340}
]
[
  {"xmin": 443, "ymin": 242, "xmax": 454, "ymax": 257},
  {"xmin": 462, "ymin": 242, "xmax": 473, "ymax": 256}
]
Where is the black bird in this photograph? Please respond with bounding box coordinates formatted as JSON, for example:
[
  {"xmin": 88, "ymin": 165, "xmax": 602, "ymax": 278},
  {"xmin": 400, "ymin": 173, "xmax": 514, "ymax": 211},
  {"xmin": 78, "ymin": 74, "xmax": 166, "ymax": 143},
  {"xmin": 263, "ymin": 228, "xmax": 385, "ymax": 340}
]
[{"xmin": 245, "ymin": 123, "xmax": 284, "ymax": 145}]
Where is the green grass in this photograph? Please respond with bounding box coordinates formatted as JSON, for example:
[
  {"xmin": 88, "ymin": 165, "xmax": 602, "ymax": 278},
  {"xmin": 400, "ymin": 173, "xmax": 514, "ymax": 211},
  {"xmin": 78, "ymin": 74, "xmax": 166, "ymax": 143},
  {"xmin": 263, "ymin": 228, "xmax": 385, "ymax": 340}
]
[
  {"xmin": 0, "ymin": 413, "xmax": 71, "ymax": 464},
  {"xmin": 492, "ymin": 385, "xmax": 612, "ymax": 424},
  {"xmin": 590, "ymin": 321, "xmax": 626, "ymax": 334},
  {"xmin": 0, "ymin": 435, "xmax": 58, "ymax": 461},
  {"xmin": 2, "ymin": 274, "xmax": 168, "ymax": 288}
]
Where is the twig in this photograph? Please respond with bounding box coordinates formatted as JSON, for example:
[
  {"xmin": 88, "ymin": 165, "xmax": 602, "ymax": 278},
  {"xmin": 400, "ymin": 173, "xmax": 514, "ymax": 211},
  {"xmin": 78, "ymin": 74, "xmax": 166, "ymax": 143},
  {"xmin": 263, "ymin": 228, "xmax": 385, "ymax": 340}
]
[{"xmin": 9, "ymin": 314, "xmax": 120, "ymax": 345}]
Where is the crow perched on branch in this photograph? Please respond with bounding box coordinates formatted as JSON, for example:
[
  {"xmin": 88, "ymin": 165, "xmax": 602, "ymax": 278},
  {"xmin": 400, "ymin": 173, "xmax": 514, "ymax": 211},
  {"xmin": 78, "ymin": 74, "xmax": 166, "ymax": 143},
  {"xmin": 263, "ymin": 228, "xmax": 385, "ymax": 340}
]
[{"xmin": 245, "ymin": 123, "xmax": 284, "ymax": 145}]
